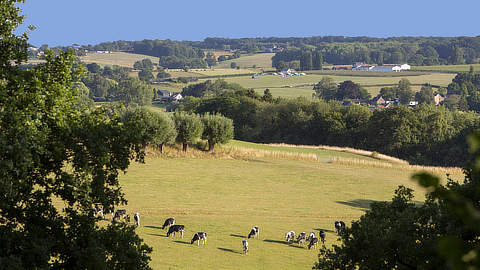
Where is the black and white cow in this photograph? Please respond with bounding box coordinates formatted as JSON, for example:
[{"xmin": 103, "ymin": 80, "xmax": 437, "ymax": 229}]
[
  {"xmin": 242, "ymin": 239, "xmax": 249, "ymax": 254},
  {"xmin": 308, "ymin": 237, "xmax": 319, "ymax": 250},
  {"xmin": 248, "ymin": 226, "xmax": 259, "ymax": 239},
  {"xmin": 191, "ymin": 232, "xmax": 207, "ymax": 245},
  {"xmin": 91, "ymin": 205, "xmax": 104, "ymax": 218},
  {"xmin": 167, "ymin": 224, "xmax": 185, "ymax": 238},
  {"xmin": 285, "ymin": 231, "xmax": 295, "ymax": 242},
  {"xmin": 113, "ymin": 209, "xmax": 127, "ymax": 222},
  {"xmin": 162, "ymin": 217, "xmax": 175, "ymax": 230},
  {"xmin": 133, "ymin": 212, "xmax": 140, "ymax": 227},
  {"xmin": 297, "ymin": 232, "xmax": 307, "ymax": 245},
  {"xmin": 319, "ymin": 230, "xmax": 326, "ymax": 244},
  {"xmin": 307, "ymin": 232, "xmax": 316, "ymax": 242},
  {"xmin": 334, "ymin": 221, "xmax": 346, "ymax": 235}
]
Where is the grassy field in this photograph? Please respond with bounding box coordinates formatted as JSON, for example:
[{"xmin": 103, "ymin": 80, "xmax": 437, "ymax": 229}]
[
  {"xmin": 254, "ymin": 86, "xmax": 314, "ymax": 98},
  {"xmin": 80, "ymin": 52, "xmax": 159, "ymax": 68},
  {"xmin": 110, "ymin": 142, "xmax": 461, "ymax": 269},
  {"xmin": 215, "ymin": 53, "xmax": 274, "ymax": 69},
  {"xmin": 412, "ymin": 64, "xmax": 480, "ymax": 72}
]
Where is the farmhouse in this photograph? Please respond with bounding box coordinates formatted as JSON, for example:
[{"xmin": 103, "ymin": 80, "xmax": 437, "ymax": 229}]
[
  {"xmin": 157, "ymin": 89, "xmax": 171, "ymax": 98},
  {"xmin": 170, "ymin": 93, "xmax": 183, "ymax": 101},
  {"xmin": 370, "ymin": 64, "xmax": 411, "ymax": 72},
  {"xmin": 434, "ymin": 93, "xmax": 445, "ymax": 105}
]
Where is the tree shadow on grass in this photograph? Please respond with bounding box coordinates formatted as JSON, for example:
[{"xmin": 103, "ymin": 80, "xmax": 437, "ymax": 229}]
[
  {"xmin": 314, "ymin": 228, "xmax": 335, "ymax": 233},
  {"xmin": 145, "ymin": 225, "xmax": 164, "ymax": 230},
  {"xmin": 230, "ymin": 234, "xmax": 245, "ymax": 238},
  {"xmin": 145, "ymin": 233, "xmax": 167, "ymax": 237},
  {"xmin": 336, "ymin": 199, "xmax": 380, "ymax": 210},
  {"xmin": 218, "ymin": 247, "xmax": 242, "ymax": 254},
  {"xmin": 174, "ymin": 240, "xmax": 191, "ymax": 245},
  {"xmin": 263, "ymin": 239, "xmax": 305, "ymax": 249}
]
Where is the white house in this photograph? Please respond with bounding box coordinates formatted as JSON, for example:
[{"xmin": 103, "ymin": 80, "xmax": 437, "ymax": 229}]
[{"xmin": 171, "ymin": 93, "xmax": 183, "ymax": 101}]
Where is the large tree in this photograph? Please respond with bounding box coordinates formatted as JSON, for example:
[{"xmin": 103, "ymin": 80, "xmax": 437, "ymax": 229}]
[
  {"xmin": 0, "ymin": 1, "xmax": 152, "ymax": 268},
  {"xmin": 201, "ymin": 113, "xmax": 234, "ymax": 152},
  {"xmin": 173, "ymin": 112, "xmax": 204, "ymax": 152},
  {"xmin": 313, "ymin": 77, "xmax": 338, "ymax": 100},
  {"xmin": 116, "ymin": 78, "xmax": 154, "ymax": 106}
]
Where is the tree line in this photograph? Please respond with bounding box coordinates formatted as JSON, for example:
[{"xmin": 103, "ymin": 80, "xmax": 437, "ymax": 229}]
[{"xmin": 174, "ymin": 79, "xmax": 480, "ymax": 166}]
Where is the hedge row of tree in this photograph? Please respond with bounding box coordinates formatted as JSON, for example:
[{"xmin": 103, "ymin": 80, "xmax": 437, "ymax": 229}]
[
  {"xmin": 175, "ymin": 80, "xmax": 480, "ymax": 166},
  {"xmin": 272, "ymin": 37, "xmax": 480, "ymax": 69},
  {"xmin": 122, "ymin": 108, "xmax": 234, "ymax": 153}
]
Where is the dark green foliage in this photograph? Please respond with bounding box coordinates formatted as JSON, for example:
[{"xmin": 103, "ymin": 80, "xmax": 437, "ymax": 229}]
[
  {"xmin": 312, "ymin": 50, "xmax": 323, "ymax": 70},
  {"xmin": 173, "ymin": 112, "xmax": 204, "ymax": 152},
  {"xmin": 138, "ymin": 69, "xmax": 154, "ymax": 82},
  {"xmin": 262, "ymin": 89, "xmax": 274, "ymax": 103},
  {"xmin": 300, "ymin": 50, "xmax": 313, "ymax": 71},
  {"xmin": 0, "ymin": 2, "xmax": 152, "ymax": 268},
  {"xmin": 156, "ymin": 68, "xmax": 171, "ymax": 80},
  {"xmin": 133, "ymin": 58, "xmax": 154, "ymax": 70},
  {"xmin": 398, "ymin": 78, "xmax": 414, "ymax": 105},
  {"xmin": 181, "ymin": 79, "xmax": 246, "ymax": 98},
  {"xmin": 336, "ymin": 80, "xmax": 363, "ymax": 100},
  {"xmin": 121, "ymin": 108, "xmax": 177, "ymax": 153},
  {"xmin": 230, "ymin": 62, "xmax": 237, "ymax": 69},
  {"xmin": 86, "ymin": 62, "xmax": 102, "ymax": 73},
  {"xmin": 416, "ymin": 85, "xmax": 435, "ymax": 104},
  {"xmin": 116, "ymin": 78, "xmax": 154, "ymax": 106},
  {"xmin": 201, "ymin": 113, "xmax": 234, "ymax": 151},
  {"xmin": 81, "ymin": 73, "xmax": 118, "ymax": 100},
  {"xmin": 313, "ymin": 77, "xmax": 337, "ymax": 100}
]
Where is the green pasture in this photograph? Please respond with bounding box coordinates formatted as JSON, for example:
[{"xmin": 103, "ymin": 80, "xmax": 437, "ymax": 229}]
[
  {"xmin": 80, "ymin": 52, "xmax": 159, "ymax": 68},
  {"xmin": 412, "ymin": 64, "xmax": 480, "ymax": 72},
  {"xmin": 215, "ymin": 53, "xmax": 274, "ymax": 69},
  {"xmin": 111, "ymin": 142, "xmax": 460, "ymax": 269}
]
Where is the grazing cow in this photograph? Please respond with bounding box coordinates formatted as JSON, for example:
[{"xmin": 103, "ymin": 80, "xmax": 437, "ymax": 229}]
[
  {"xmin": 248, "ymin": 226, "xmax": 259, "ymax": 239},
  {"xmin": 297, "ymin": 232, "xmax": 306, "ymax": 246},
  {"xmin": 133, "ymin": 212, "xmax": 140, "ymax": 227},
  {"xmin": 285, "ymin": 231, "xmax": 295, "ymax": 242},
  {"xmin": 162, "ymin": 217, "xmax": 175, "ymax": 230},
  {"xmin": 307, "ymin": 232, "xmax": 316, "ymax": 242},
  {"xmin": 319, "ymin": 230, "xmax": 326, "ymax": 244},
  {"xmin": 191, "ymin": 232, "xmax": 207, "ymax": 246},
  {"xmin": 91, "ymin": 205, "xmax": 104, "ymax": 218},
  {"xmin": 167, "ymin": 225, "xmax": 185, "ymax": 238},
  {"xmin": 113, "ymin": 209, "xmax": 127, "ymax": 222},
  {"xmin": 242, "ymin": 239, "xmax": 248, "ymax": 254},
  {"xmin": 308, "ymin": 237, "xmax": 319, "ymax": 250},
  {"xmin": 334, "ymin": 221, "xmax": 346, "ymax": 235}
]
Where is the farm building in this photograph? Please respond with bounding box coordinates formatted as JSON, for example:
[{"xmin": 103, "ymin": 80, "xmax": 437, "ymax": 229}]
[{"xmin": 370, "ymin": 64, "xmax": 411, "ymax": 72}]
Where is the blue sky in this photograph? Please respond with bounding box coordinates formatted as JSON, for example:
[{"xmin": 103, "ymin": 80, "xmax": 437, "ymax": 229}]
[{"xmin": 18, "ymin": 0, "xmax": 480, "ymax": 46}]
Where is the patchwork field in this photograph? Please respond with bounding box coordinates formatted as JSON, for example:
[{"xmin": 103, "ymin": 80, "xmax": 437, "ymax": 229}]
[
  {"xmin": 215, "ymin": 53, "xmax": 274, "ymax": 69},
  {"xmin": 412, "ymin": 64, "xmax": 480, "ymax": 72},
  {"xmin": 80, "ymin": 52, "xmax": 159, "ymax": 68},
  {"xmin": 111, "ymin": 141, "xmax": 461, "ymax": 269}
]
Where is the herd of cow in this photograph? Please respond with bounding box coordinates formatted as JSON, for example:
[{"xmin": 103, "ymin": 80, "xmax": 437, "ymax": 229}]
[{"xmin": 91, "ymin": 206, "xmax": 347, "ymax": 255}]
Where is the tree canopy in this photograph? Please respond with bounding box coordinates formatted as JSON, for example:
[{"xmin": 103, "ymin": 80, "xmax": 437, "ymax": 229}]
[{"xmin": 0, "ymin": 1, "xmax": 152, "ymax": 268}]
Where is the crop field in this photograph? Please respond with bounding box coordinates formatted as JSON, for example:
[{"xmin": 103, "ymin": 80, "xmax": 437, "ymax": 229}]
[
  {"xmin": 215, "ymin": 53, "xmax": 274, "ymax": 69},
  {"xmin": 412, "ymin": 64, "xmax": 480, "ymax": 72},
  {"xmin": 80, "ymin": 52, "xmax": 159, "ymax": 68},
  {"xmin": 110, "ymin": 141, "xmax": 461, "ymax": 269}
]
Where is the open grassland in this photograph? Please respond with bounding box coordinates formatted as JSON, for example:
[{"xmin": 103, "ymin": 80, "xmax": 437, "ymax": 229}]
[
  {"xmin": 111, "ymin": 142, "xmax": 462, "ymax": 269},
  {"xmin": 80, "ymin": 52, "xmax": 159, "ymax": 68},
  {"xmin": 412, "ymin": 64, "xmax": 480, "ymax": 72},
  {"xmin": 192, "ymin": 68, "xmax": 260, "ymax": 76},
  {"xmin": 215, "ymin": 53, "xmax": 274, "ymax": 68}
]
